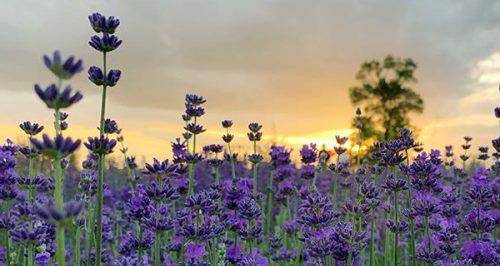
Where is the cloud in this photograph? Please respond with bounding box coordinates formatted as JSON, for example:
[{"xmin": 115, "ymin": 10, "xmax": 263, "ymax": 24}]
[{"xmin": 0, "ymin": 1, "xmax": 499, "ymax": 159}]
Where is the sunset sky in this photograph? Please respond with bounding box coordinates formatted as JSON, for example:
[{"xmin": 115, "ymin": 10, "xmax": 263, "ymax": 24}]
[{"xmin": 0, "ymin": 1, "xmax": 499, "ymax": 162}]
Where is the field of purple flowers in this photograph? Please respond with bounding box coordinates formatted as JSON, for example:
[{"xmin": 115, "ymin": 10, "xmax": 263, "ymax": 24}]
[{"xmin": 0, "ymin": 12, "xmax": 499, "ymax": 266}]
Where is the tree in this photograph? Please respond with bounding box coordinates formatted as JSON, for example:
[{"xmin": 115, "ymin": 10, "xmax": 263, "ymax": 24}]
[{"xmin": 349, "ymin": 55, "xmax": 424, "ymax": 140}]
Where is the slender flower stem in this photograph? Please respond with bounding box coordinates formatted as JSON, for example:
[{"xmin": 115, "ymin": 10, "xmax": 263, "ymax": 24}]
[
  {"xmin": 55, "ymin": 153, "xmax": 66, "ymax": 266},
  {"xmin": 265, "ymin": 175, "xmax": 273, "ymax": 238},
  {"xmin": 405, "ymin": 149, "xmax": 416, "ymax": 266},
  {"xmin": 27, "ymin": 139, "xmax": 35, "ymax": 266},
  {"xmin": 74, "ymin": 226, "xmax": 81, "ymax": 266},
  {"xmin": 95, "ymin": 51, "xmax": 107, "ymax": 266},
  {"xmin": 2, "ymin": 201, "xmax": 10, "ymax": 266},
  {"xmin": 424, "ymin": 216, "xmax": 432, "ymax": 266},
  {"xmin": 369, "ymin": 208, "xmax": 375, "ymax": 266},
  {"xmin": 252, "ymin": 140, "xmax": 258, "ymax": 198},
  {"xmin": 53, "ymin": 103, "xmax": 67, "ymax": 266},
  {"xmin": 394, "ymin": 190, "xmax": 399, "ymax": 266},
  {"xmin": 188, "ymin": 118, "xmax": 197, "ymax": 196},
  {"xmin": 226, "ymin": 128, "xmax": 236, "ymax": 179},
  {"xmin": 154, "ymin": 230, "xmax": 161, "ymax": 266},
  {"xmin": 85, "ymin": 204, "xmax": 95, "ymax": 266}
]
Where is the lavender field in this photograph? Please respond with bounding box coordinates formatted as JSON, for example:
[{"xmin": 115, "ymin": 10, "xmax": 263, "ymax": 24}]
[{"xmin": 0, "ymin": 9, "xmax": 499, "ymax": 266}]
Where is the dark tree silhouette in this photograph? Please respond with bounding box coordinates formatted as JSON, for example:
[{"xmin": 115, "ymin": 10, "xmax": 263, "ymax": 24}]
[{"xmin": 349, "ymin": 55, "xmax": 424, "ymax": 140}]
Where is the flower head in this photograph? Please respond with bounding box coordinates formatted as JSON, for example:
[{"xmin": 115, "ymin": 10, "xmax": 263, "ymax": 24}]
[
  {"xmin": 222, "ymin": 120, "xmax": 233, "ymax": 128},
  {"xmin": 36, "ymin": 201, "xmax": 83, "ymax": 226},
  {"xmin": 19, "ymin": 121, "xmax": 44, "ymax": 136},
  {"xmin": 185, "ymin": 94, "xmax": 206, "ymax": 106},
  {"xmin": 30, "ymin": 134, "xmax": 81, "ymax": 158},
  {"xmin": 43, "ymin": 51, "xmax": 83, "ymax": 80},
  {"xmin": 88, "ymin": 66, "xmax": 121, "ymax": 87},
  {"xmin": 300, "ymin": 144, "xmax": 318, "ymax": 164},
  {"xmin": 84, "ymin": 135, "xmax": 117, "ymax": 155},
  {"xmin": 89, "ymin": 33, "xmax": 122, "ymax": 52},
  {"xmin": 99, "ymin": 118, "xmax": 121, "ymax": 134},
  {"xmin": 34, "ymin": 84, "xmax": 83, "ymax": 109},
  {"xmin": 88, "ymin": 13, "xmax": 120, "ymax": 34}
]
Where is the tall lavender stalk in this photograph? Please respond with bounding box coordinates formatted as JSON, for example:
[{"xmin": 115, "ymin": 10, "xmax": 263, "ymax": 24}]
[
  {"xmin": 248, "ymin": 123, "xmax": 262, "ymax": 198},
  {"xmin": 34, "ymin": 50, "xmax": 83, "ymax": 266},
  {"xmin": 88, "ymin": 12, "xmax": 122, "ymax": 265},
  {"xmin": 19, "ymin": 122, "xmax": 44, "ymax": 266},
  {"xmin": 222, "ymin": 120, "xmax": 236, "ymax": 179},
  {"xmin": 184, "ymin": 94, "xmax": 206, "ymax": 196}
]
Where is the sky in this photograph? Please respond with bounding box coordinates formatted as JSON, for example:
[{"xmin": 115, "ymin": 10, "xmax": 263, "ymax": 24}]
[{"xmin": 0, "ymin": 0, "xmax": 499, "ymax": 163}]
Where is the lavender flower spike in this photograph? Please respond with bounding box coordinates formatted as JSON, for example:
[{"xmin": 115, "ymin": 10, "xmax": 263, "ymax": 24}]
[
  {"xmin": 43, "ymin": 50, "xmax": 83, "ymax": 80},
  {"xmin": 30, "ymin": 134, "xmax": 81, "ymax": 158},
  {"xmin": 34, "ymin": 84, "xmax": 83, "ymax": 110},
  {"xmin": 88, "ymin": 12, "xmax": 120, "ymax": 34}
]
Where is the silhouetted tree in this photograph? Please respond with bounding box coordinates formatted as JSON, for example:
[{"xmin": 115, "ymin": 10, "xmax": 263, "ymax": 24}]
[{"xmin": 349, "ymin": 55, "xmax": 424, "ymax": 140}]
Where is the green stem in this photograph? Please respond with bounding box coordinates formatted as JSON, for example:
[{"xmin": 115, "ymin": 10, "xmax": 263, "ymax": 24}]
[
  {"xmin": 226, "ymin": 129, "xmax": 236, "ymax": 179},
  {"xmin": 252, "ymin": 163, "xmax": 258, "ymax": 198},
  {"xmin": 188, "ymin": 118, "xmax": 197, "ymax": 197},
  {"xmin": 394, "ymin": 190, "xmax": 399, "ymax": 266},
  {"xmin": 27, "ymin": 243, "xmax": 34, "ymax": 266},
  {"xmin": 2, "ymin": 201, "xmax": 10, "ymax": 266},
  {"xmin": 74, "ymin": 226, "xmax": 81, "ymax": 266},
  {"xmin": 56, "ymin": 225, "xmax": 66, "ymax": 266},
  {"xmin": 154, "ymin": 230, "xmax": 161, "ymax": 266},
  {"xmin": 265, "ymin": 176, "xmax": 273, "ymax": 238},
  {"xmin": 424, "ymin": 216, "xmax": 432, "ymax": 266},
  {"xmin": 85, "ymin": 204, "xmax": 94, "ymax": 266},
  {"xmin": 54, "ymin": 151, "xmax": 65, "ymax": 266},
  {"xmin": 347, "ymin": 213, "xmax": 356, "ymax": 266},
  {"xmin": 27, "ymin": 140, "xmax": 35, "ymax": 266},
  {"xmin": 370, "ymin": 208, "xmax": 375, "ymax": 266},
  {"xmin": 95, "ymin": 51, "xmax": 107, "ymax": 266},
  {"xmin": 188, "ymin": 163, "xmax": 194, "ymax": 196},
  {"xmin": 95, "ymin": 154, "xmax": 105, "ymax": 265}
]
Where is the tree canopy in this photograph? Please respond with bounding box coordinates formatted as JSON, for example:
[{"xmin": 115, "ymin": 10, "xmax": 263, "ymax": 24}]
[{"xmin": 350, "ymin": 55, "xmax": 424, "ymax": 140}]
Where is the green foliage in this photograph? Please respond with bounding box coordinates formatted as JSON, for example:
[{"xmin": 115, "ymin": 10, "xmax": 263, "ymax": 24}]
[{"xmin": 349, "ymin": 55, "xmax": 424, "ymax": 140}]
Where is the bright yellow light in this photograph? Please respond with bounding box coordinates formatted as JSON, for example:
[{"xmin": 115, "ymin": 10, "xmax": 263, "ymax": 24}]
[
  {"xmin": 281, "ymin": 129, "xmax": 354, "ymax": 150},
  {"xmin": 351, "ymin": 144, "xmax": 360, "ymax": 152}
]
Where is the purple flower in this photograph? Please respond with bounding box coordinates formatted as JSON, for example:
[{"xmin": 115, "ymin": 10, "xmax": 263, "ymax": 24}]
[
  {"xmin": 88, "ymin": 66, "xmax": 122, "ymax": 87},
  {"xmin": 222, "ymin": 134, "xmax": 234, "ymax": 143},
  {"xmin": 222, "ymin": 120, "xmax": 233, "ymax": 128},
  {"xmin": 492, "ymin": 137, "xmax": 500, "ymax": 153},
  {"xmin": 247, "ymin": 132, "xmax": 262, "ymax": 142},
  {"xmin": 34, "ymin": 84, "xmax": 83, "ymax": 109},
  {"xmin": 19, "ymin": 121, "xmax": 44, "ymax": 136},
  {"xmin": 185, "ymin": 123, "xmax": 205, "ymax": 135},
  {"xmin": 300, "ymin": 164, "xmax": 315, "ymax": 180},
  {"xmin": 143, "ymin": 158, "xmax": 178, "ymax": 178},
  {"xmin": 461, "ymin": 241, "xmax": 499, "ymax": 265},
  {"xmin": 300, "ymin": 144, "xmax": 318, "ymax": 164},
  {"xmin": 99, "ymin": 118, "xmax": 121, "ymax": 134},
  {"xmin": 297, "ymin": 192, "xmax": 334, "ymax": 228},
  {"xmin": 185, "ymin": 104, "xmax": 205, "ymax": 117},
  {"xmin": 43, "ymin": 51, "xmax": 83, "ymax": 80},
  {"xmin": 248, "ymin": 153, "xmax": 263, "ymax": 164},
  {"xmin": 35, "ymin": 251, "xmax": 51, "ymax": 265},
  {"xmin": 30, "ymin": 134, "xmax": 81, "ymax": 158},
  {"xmin": 185, "ymin": 242, "xmax": 207, "ymax": 261},
  {"xmin": 185, "ymin": 94, "xmax": 206, "ymax": 106},
  {"xmin": 202, "ymin": 144, "xmax": 223, "ymax": 154},
  {"xmin": 88, "ymin": 13, "xmax": 120, "ymax": 34},
  {"xmin": 84, "ymin": 135, "xmax": 117, "ymax": 155},
  {"xmin": 36, "ymin": 201, "xmax": 83, "ymax": 224},
  {"xmin": 89, "ymin": 33, "xmax": 122, "ymax": 52},
  {"xmin": 382, "ymin": 176, "xmax": 408, "ymax": 192},
  {"xmin": 248, "ymin": 122, "xmax": 262, "ymax": 133}
]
